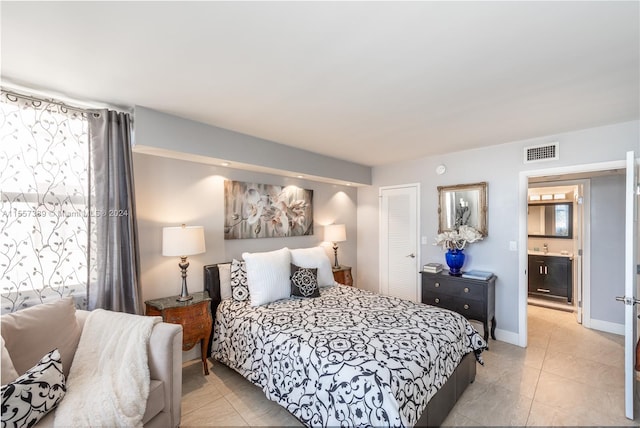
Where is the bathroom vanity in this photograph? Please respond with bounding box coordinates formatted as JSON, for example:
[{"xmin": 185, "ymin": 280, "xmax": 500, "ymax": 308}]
[{"xmin": 528, "ymin": 253, "xmax": 573, "ymax": 303}]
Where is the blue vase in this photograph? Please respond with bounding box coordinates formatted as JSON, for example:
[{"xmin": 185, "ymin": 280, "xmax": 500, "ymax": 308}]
[{"xmin": 445, "ymin": 249, "xmax": 465, "ymax": 276}]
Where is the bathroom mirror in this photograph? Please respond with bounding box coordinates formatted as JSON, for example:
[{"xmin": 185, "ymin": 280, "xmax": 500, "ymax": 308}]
[
  {"xmin": 437, "ymin": 182, "xmax": 488, "ymax": 236},
  {"xmin": 527, "ymin": 202, "xmax": 573, "ymax": 238}
]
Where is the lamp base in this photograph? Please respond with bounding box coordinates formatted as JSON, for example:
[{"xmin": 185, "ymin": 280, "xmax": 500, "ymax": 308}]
[
  {"xmin": 176, "ymin": 256, "xmax": 193, "ymax": 302},
  {"xmin": 332, "ymin": 243, "xmax": 340, "ymax": 268}
]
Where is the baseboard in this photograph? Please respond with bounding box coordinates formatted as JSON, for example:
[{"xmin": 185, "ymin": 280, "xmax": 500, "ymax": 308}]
[
  {"xmin": 589, "ymin": 318, "xmax": 624, "ymax": 336},
  {"xmin": 468, "ymin": 320, "xmax": 521, "ymax": 347},
  {"xmin": 494, "ymin": 328, "xmax": 520, "ymax": 346},
  {"xmin": 182, "ymin": 346, "xmax": 201, "ymax": 362}
]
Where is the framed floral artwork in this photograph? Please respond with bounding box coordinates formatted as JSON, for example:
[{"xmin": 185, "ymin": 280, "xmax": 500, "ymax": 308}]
[{"xmin": 224, "ymin": 180, "xmax": 313, "ymax": 239}]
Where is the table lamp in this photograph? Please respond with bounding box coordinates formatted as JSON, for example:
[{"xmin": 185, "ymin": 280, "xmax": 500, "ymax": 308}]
[
  {"xmin": 162, "ymin": 224, "xmax": 206, "ymax": 301},
  {"xmin": 324, "ymin": 224, "xmax": 346, "ymax": 268}
]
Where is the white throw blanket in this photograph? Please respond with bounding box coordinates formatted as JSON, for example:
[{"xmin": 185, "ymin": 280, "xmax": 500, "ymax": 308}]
[{"xmin": 54, "ymin": 309, "xmax": 161, "ymax": 427}]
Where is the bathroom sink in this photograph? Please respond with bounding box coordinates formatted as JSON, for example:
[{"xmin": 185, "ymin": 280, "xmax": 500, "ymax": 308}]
[{"xmin": 528, "ymin": 250, "xmax": 573, "ymax": 258}]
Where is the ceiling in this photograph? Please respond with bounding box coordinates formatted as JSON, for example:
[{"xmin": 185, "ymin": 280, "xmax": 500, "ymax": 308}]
[{"xmin": 2, "ymin": 1, "xmax": 638, "ymax": 167}]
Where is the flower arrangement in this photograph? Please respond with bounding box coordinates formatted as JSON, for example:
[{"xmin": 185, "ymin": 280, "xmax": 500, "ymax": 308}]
[{"xmin": 434, "ymin": 225, "xmax": 484, "ymax": 251}]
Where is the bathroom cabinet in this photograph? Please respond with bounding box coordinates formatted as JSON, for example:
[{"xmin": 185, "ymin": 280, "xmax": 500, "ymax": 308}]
[{"xmin": 528, "ymin": 255, "xmax": 572, "ymax": 303}]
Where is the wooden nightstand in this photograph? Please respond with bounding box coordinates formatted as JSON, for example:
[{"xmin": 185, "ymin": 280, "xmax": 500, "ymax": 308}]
[
  {"xmin": 145, "ymin": 291, "xmax": 212, "ymax": 375},
  {"xmin": 332, "ymin": 266, "xmax": 353, "ymax": 286}
]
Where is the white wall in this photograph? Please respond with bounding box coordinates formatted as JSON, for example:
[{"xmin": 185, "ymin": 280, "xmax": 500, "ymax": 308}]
[{"xmin": 358, "ymin": 120, "xmax": 639, "ymax": 344}]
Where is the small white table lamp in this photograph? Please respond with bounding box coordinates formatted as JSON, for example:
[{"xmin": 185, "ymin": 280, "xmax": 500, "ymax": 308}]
[
  {"xmin": 324, "ymin": 224, "xmax": 346, "ymax": 269},
  {"xmin": 163, "ymin": 224, "xmax": 206, "ymax": 301}
]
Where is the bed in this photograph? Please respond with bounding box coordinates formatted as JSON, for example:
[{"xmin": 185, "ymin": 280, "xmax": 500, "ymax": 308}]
[{"xmin": 204, "ymin": 263, "xmax": 486, "ymax": 427}]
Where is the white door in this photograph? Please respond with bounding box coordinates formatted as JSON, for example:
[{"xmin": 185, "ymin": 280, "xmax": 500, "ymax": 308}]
[
  {"xmin": 620, "ymin": 151, "xmax": 638, "ymax": 420},
  {"xmin": 380, "ymin": 184, "xmax": 420, "ymax": 302}
]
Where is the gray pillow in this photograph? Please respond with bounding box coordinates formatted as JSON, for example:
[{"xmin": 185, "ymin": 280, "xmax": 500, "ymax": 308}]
[{"xmin": 290, "ymin": 264, "xmax": 320, "ymax": 298}]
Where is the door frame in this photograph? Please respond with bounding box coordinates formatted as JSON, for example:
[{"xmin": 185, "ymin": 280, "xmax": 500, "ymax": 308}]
[
  {"xmin": 379, "ymin": 183, "xmax": 421, "ymax": 300},
  {"xmin": 623, "ymin": 150, "xmax": 638, "ymax": 420},
  {"xmin": 518, "ymin": 159, "xmax": 626, "ymax": 347}
]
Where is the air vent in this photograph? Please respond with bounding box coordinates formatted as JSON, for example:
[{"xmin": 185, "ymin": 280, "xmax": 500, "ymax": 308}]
[{"xmin": 524, "ymin": 142, "xmax": 559, "ymax": 163}]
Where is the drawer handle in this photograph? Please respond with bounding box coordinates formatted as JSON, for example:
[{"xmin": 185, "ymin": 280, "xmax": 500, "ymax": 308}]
[
  {"xmin": 537, "ymin": 288, "xmax": 551, "ymax": 293},
  {"xmin": 464, "ymin": 287, "xmax": 469, "ymax": 293},
  {"xmin": 435, "ymin": 298, "xmax": 440, "ymax": 303},
  {"xmin": 434, "ymin": 282, "xmax": 440, "ymax": 288},
  {"xmin": 463, "ymin": 304, "xmax": 469, "ymax": 310}
]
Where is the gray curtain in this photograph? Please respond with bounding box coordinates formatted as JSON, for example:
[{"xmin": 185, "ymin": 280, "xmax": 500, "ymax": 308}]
[{"xmin": 87, "ymin": 110, "xmax": 142, "ymax": 314}]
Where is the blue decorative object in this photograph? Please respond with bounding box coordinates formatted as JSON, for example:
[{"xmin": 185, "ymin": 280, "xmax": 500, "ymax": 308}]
[{"xmin": 445, "ymin": 249, "xmax": 465, "ymax": 276}]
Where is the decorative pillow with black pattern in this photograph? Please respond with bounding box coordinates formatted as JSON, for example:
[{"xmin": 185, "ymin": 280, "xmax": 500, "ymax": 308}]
[
  {"xmin": 290, "ymin": 264, "xmax": 320, "ymax": 298},
  {"xmin": 1, "ymin": 348, "xmax": 66, "ymax": 428},
  {"xmin": 231, "ymin": 258, "xmax": 249, "ymax": 302}
]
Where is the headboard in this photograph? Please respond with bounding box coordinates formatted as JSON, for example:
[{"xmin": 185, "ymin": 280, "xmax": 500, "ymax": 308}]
[{"xmin": 203, "ymin": 263, "xmax": 224, "ymax": 357}]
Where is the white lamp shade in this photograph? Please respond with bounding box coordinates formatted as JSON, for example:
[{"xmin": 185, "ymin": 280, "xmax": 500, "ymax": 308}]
[
  {"xmin": 162, "ymin": 225, "xmax": 206, "ymax": 257},
  {"xmin": 324, "ymin": 224, "xmax": 346, "ymax": 243}
]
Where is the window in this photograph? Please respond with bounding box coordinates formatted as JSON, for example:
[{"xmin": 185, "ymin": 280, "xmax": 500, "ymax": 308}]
[{"xmin": 0, "ymin": 92, "xmax": 89, "ymax": 313}]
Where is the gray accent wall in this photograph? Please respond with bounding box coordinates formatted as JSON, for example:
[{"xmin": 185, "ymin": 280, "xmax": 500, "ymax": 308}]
[
  {"xmin": 358, "ymin": 120, "xmax": 639, "ymax": 341},
  {"xmin": 590, "ymin": 174, "xmax": 626, "ymax": 325},
  {"xmin": 134, "ymin": 106, "xmax": 371, "ymax": 185},
  {"xmin": 133, "ymin": 153, "xmax": 357, "ymax": 303},
  {"xmin": 132, "ymin": 106, "xmax": 360, "ymax": 304}
]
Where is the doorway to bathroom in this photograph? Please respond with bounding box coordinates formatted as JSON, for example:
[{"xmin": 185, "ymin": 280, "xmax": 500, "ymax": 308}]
[
  {"xmin": 526, "ymin": 169, "xmax": 627, "ymax": 334},
  {"xmin": 520, "ymin": 154, "xmax": 637, "ymax": 421},
  {"xmin": 527, "ymin": 180, "xmax": 586, "ymax": 324}
]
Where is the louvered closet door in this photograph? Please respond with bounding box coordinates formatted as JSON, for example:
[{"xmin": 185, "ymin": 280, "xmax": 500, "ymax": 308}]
[{"xmin": 380, "ymin": 184, "xmax": 420, "ymax": 302}]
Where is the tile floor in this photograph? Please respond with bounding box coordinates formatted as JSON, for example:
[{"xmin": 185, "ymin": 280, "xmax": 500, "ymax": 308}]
[{"xmin": 180, "ymin": 305, "xmax": 640, "ymax": 426}]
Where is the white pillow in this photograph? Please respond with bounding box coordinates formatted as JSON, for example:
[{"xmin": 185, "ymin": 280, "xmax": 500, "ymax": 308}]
[
  {"xmin": 218, "ymin": 263, "xmax": 232, "ymax": 300},
  {"xmin": 290, "ymin": 246, "xmax": 334, "ymax": 287},
  {"xmin": 242, "ymin": 248, "xmax": 291, "ymax": 306}
]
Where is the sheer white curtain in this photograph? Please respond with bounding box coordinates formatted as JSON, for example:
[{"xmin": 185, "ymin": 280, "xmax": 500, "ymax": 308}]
[
  {"xmin": 0, "ymin": 90, "xmax": 141, "ymax": 314},
  {"xmin": 0, "ymin": 91, "xmax": 89, "ymax": 313}
]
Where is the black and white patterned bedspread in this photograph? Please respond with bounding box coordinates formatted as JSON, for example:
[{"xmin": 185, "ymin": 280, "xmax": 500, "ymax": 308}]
[{"xmin": 211, "ymin": 284, "xmax": 487, "ymax": 427}]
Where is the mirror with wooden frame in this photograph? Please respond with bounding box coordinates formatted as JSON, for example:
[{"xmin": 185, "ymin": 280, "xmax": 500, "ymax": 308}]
[{"xmin": 437, "ymin": 182, "xmax": 488, "ymax": 236}]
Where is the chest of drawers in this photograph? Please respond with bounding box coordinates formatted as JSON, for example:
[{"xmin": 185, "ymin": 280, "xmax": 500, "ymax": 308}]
[{"xmin": 421, "ymin": 271, "xmax": 496, "ymax": 342}]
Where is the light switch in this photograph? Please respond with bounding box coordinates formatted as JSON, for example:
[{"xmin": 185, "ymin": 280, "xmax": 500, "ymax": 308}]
[
  {"xmin": 509, "ymin": 241, "xmax": 518, "ymax": 251},
  {"xmin": 421, "ymin": 236, "xmax": 428, "ymax": 245}
]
